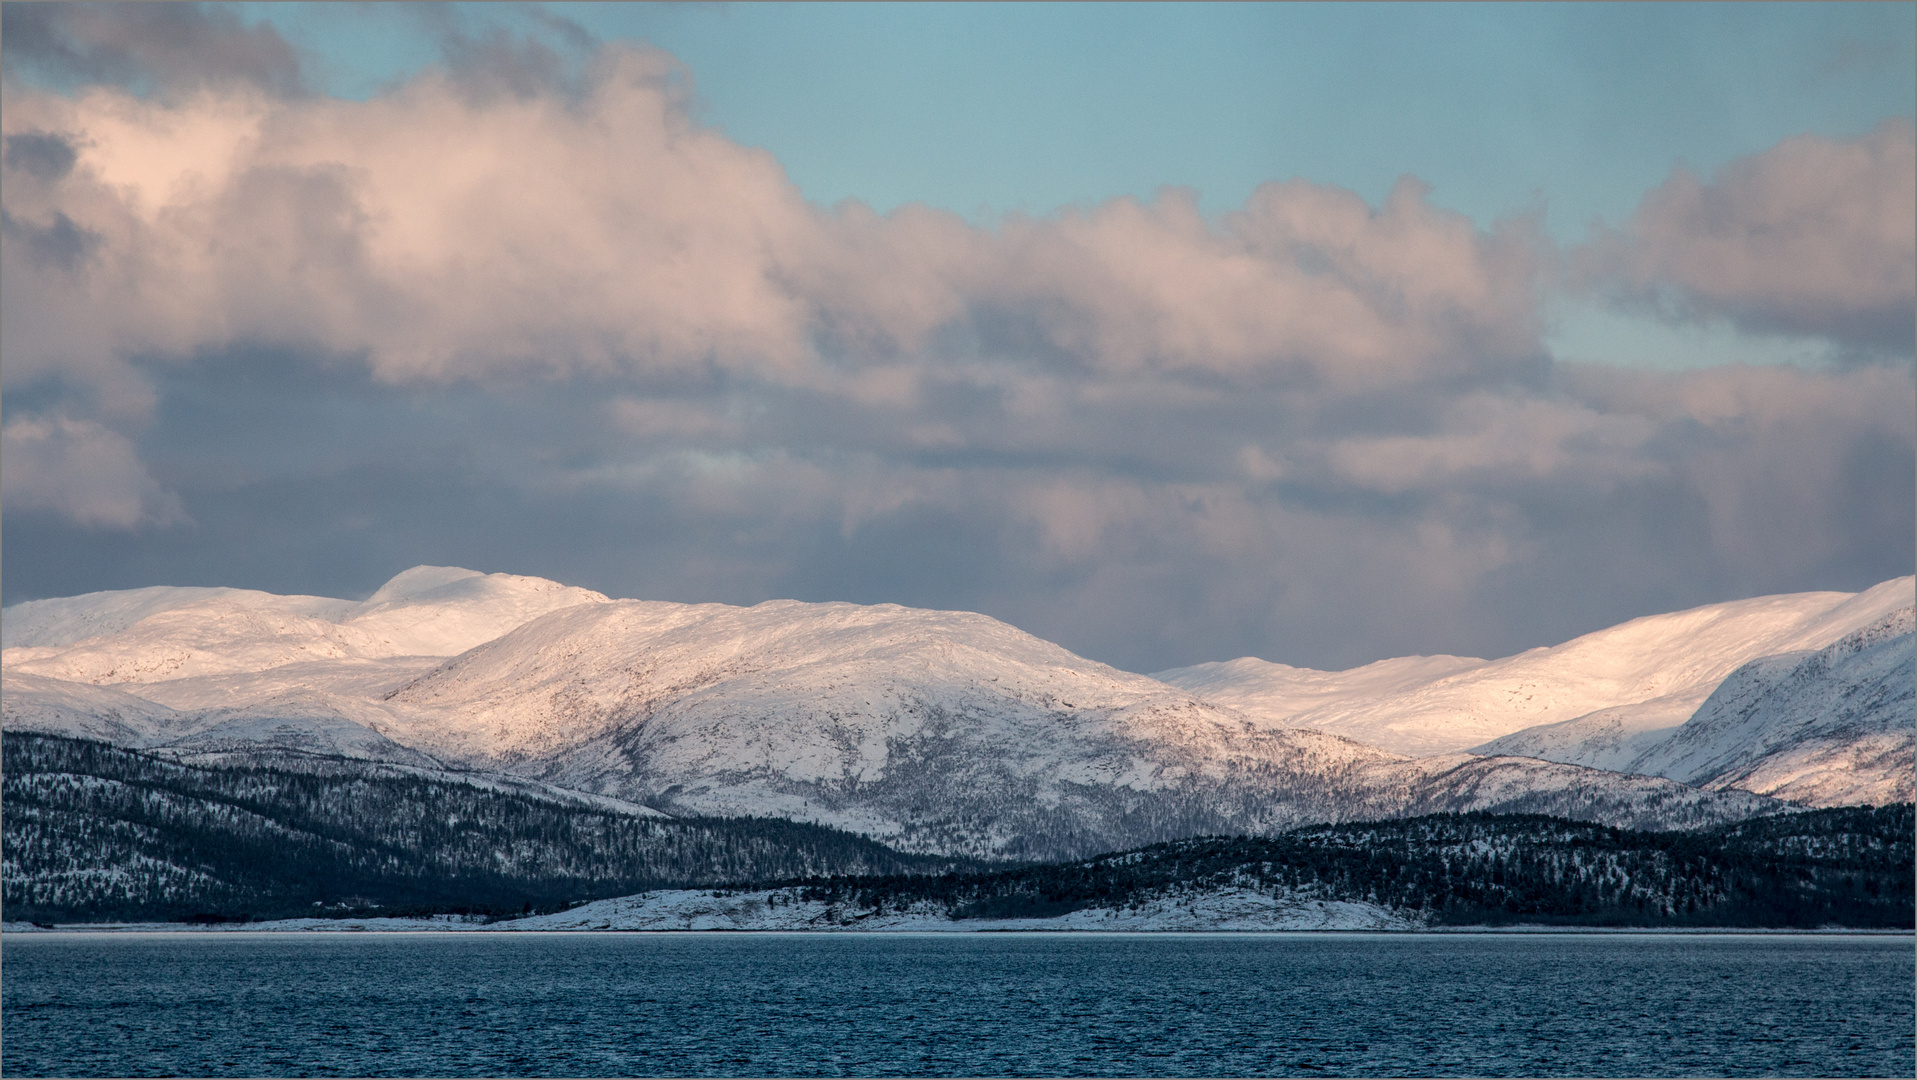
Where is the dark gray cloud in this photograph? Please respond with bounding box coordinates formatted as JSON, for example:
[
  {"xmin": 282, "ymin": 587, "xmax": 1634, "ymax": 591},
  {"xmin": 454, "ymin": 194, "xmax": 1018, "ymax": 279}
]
[
  {"xmin": 3, "ymin": 131, "xmax": 78, "ymax": 182},
  {"xmin": 368, "ymin": 1, "xmax": 605, "ymax": 105},
  {"xmin": 4, "ymin": 344, "xmax": 1909, "ymax": 672}
]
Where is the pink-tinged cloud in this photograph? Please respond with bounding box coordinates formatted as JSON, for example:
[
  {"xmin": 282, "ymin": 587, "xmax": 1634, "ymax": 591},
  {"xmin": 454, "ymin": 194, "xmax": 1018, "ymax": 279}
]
[
  {"xmin": 976, "ymin": 178, "xmax": 1543, "ymax": 385},
  {"xmin": 3, "ymin": 34, "xmax": 1909, "ymax": 675},
  {"xmin": 1, "ymin": 44, "xmax": 1543, "ymax": 399},
  {"xmin": 0, "ymin": 412, "xmax": 185, "ymax": 529},
  {"xmin": 1587, "ymin": 120, "xmax": 1916, "ymax": 355}
]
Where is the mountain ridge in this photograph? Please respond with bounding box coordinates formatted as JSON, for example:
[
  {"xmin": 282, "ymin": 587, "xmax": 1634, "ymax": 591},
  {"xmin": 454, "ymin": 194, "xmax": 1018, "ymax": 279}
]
[
  {"xmin": 7, "ymin": 567, "xmax": 1899, "ymax": 861},
  {"xmin": 1154, "ymin": 577, "xmax": 1915, "ymax": 758},
  {"xmin": 1480, "ymin": 607, "xmax": 1915, "ymax": 806}
]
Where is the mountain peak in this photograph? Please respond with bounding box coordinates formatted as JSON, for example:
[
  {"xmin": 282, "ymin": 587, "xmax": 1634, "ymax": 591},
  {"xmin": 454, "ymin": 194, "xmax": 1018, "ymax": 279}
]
[{"xmin": 363, "ymin": 566, "xmax": 488, "ymax": 606}]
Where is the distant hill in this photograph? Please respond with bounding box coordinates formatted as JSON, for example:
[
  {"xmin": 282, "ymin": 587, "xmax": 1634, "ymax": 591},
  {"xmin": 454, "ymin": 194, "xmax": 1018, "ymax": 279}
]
[
  {"xmin": 768, "ymin": 806, "xmax": 1915, "ymax": 930},
  {"xmin": 9, "ymin": 729, "xmax": 1904, "ymax": 930},
  {"xmin": 1, "ymin": 732, "xmax": 958, "ymax": 925}
]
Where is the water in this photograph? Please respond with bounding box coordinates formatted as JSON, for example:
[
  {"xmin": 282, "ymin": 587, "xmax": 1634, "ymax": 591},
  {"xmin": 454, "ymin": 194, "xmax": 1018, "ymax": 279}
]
[{"xmin": 2, "ymin": 932, "xmax": 1910, "ymax": 1077}]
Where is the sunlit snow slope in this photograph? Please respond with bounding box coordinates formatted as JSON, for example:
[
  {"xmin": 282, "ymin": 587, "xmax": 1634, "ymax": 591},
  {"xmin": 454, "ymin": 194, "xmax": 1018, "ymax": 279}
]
[
  {"xmin": 1154, "ymin": 578, "xmax": 1914, "ymax": 759},
  {"xmin": 1482, "ymin": 608, "xmax": 1914, "ymax": 806},
  {"xmin": 2, "ymin": 567, "xmax": 609, "ymax": 681}
]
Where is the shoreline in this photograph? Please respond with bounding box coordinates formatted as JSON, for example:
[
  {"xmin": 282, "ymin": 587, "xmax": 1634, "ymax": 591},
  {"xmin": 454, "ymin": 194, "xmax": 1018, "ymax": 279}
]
[{"xmin": 6, "ymin": 919, "xmax": 1910, "ymax": 936}]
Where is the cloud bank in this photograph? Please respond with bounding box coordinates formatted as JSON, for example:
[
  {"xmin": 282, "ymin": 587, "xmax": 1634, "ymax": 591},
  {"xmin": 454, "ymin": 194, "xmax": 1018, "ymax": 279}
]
[
  {"xmin": 0, "ymin": 46, "xmax": 1543, "ymax": 391},
  {"xmin": 3, "ymin": 18, "xmax": 1911, "ymax": 671}
]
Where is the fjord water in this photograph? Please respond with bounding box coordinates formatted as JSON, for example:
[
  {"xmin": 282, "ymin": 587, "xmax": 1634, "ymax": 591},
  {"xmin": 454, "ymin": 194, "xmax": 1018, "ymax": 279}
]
[{"xmin": 3, "ymin": 933, "xmax": 1910, "ymax": 1077}]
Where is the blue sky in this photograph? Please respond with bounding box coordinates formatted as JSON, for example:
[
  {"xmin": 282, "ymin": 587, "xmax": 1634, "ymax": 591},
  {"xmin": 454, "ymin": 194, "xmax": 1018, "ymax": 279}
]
[
  {"xmin": 239, "ymin": 3, "xmax": 1913, "ymax": 234},
  {"xmin": 3, "ymin": 2, "xmax": 1912, "ymax": 670}
]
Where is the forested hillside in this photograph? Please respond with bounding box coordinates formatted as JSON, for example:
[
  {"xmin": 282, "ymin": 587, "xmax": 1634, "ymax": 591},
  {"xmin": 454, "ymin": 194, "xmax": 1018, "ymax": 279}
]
[
  {"xmin": 779, "ymin": 808, "xmax": 1916, "ymax": 928},
  {"xmin": 8, "ymin": 732, "xmax": 1909, "ymax": 929},
  {"xmin": 1, "ymin": 733, "xmax": 959, "ymax": 923}
]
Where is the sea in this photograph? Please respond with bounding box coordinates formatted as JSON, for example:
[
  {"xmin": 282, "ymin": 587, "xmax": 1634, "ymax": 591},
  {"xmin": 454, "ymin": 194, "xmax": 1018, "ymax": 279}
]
[{"xmin": 1, "ymin": 931, "xmax": 1911, "ymax": 1077}]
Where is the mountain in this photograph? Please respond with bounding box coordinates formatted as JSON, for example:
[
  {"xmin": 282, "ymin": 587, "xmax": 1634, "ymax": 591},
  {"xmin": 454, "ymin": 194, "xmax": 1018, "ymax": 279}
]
[
  {"xmin": 1, "ymin": 566, "xmax": 610, "ymax": 681},
  {"xmin": 1154, "ymin": 577, "xmax": 1914, "ymax": 758},
  {"xmin": 1482, "ymin": 608, "xmax": 1915, "ymax": 806},
  {"xmin": 3, "ymin": 567, "xmax": 1786, "ymax": 861},
  {"xmin": 364, "ymin": 597, "xmax": 1779, "ymax": 856},
  {"xmin": 1, "ymin": 670, "xmax": 185, "ymax": 746}
]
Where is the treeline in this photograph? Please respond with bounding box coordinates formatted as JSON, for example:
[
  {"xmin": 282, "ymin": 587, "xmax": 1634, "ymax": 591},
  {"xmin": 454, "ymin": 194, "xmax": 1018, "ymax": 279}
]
[
  {"xmin": 1, "ymin": 733, "xmax": 960, "ymax": 923},
  {"xmin": 775, "ymin": 808, "xmax": 1916, "ymax": 928}
]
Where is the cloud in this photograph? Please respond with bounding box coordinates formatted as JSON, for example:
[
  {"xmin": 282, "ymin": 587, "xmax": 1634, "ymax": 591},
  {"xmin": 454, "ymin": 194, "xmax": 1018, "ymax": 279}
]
[
  {"xmin": 1, "ymin": 50, "xmax": 818, "ymax": 389},
  {"xmin": 1, "ymin": 30, "xmax": 1910, "ymax": 673},
  {"xmin": 0, "ymin": 2, "xmax": 306, "ymax": 98},
  {"xmin": 2, "ymin": 351, "xmax": 1908, "ymax": 671},
  {"xmin": 1, "ymin": 45, "xmax": 1545, "ymax": 395},
  {"xmin": 1582, "ymin": 120, "xmax": 1916, "ymax": 356},
  {"xmin": 0, "ymin": 413, "xmax": 185, "ymax": 529},
  {"xmin": 4, "ymin": 130, "xmax": 78, "ymax": 181},
  {"xmin": 1318, "ymin": 393, "xmax": 1661, "ymax": 497},
  {"xmin": 970, "ymin": 178, "xmax": 1544, "ymax": 386},
  {"xmin": 1564, "ymin": 362, "xmax": 1917, "ymax": 582}
]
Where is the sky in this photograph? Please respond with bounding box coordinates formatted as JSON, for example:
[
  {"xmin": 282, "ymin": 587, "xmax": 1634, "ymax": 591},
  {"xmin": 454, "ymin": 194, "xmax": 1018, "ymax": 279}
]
[{"xmin": 2, "ymin": 1, "xmax": 1913, "ymax": 673}]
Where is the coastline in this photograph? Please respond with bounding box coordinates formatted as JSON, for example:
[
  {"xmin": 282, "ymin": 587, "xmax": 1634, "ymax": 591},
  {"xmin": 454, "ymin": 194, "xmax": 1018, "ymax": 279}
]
[{"xmin": 7, "ymin": 919, "xmax": 1908, "ymax": 936}]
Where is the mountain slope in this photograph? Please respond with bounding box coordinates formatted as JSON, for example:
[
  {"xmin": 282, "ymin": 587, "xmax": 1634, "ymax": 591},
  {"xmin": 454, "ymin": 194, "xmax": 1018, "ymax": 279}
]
[
  {"xmin": 363, "ymin": 597, "xmax": 1779, "ymax": 857},
  {"xmin": 1, "ymin": 671, "xmax": 188, "ymax": 746},
  {"xmin": 1483, "ymin": 609, "xmax": 1914, "ymax": 807},
  {"xmin": 1154, "ymin": 577, "xmax": 1915, "ymax": 757},
  {"xmin": 0, "ymin": 732, "xmax": 957, "ymax": 924},
  {"xmin": 5, "ymin": 571, "xmax": 1786, "ymax": 860},
  {"xmin": 1677, "ymin": 611, "xmax": 1913, "ymax": 806},
  {"xmin": 370, "ymin": 597, "xmax": 1409, "ymax": 856}
]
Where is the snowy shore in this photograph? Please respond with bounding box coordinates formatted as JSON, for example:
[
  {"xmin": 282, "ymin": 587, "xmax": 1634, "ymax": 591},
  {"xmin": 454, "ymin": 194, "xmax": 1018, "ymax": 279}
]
[
  {"xmin": 1, "ymin": 886, "xmax": 1416, "ymax": 933},
  {"xmin": 7, "ymin": 884, "xmax": 1908, "ymax": 935}
]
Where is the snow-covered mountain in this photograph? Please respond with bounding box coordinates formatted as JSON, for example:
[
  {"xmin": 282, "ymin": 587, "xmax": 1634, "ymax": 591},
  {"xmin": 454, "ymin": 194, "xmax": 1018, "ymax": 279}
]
[
  {"xmin": 1154, "ymin": 578, "xmax": 1914, "ymax": 759},
  {"xmin": 360, "ymin": 597, "xmax": 1777, "ymax": 854},
  {"xmin": 2, "ymin": 566, "xmax": 609, "ymax": 768},
  {"xmin": 4, "ymin": 566, "xmax": 1791, "ymax": 858},
  {"xmin": 1, "ymin": 671, "xmax": 186, "ymax": 747},
  {"xmin": 1, "ymin": 566, "xmax": 609, "ymax": 682},
  {"xmin": 1482, "ymin": 608, "xmax": 1914, "ymax": 806}
]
